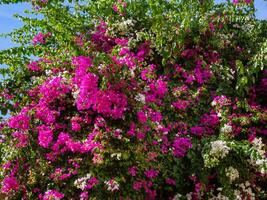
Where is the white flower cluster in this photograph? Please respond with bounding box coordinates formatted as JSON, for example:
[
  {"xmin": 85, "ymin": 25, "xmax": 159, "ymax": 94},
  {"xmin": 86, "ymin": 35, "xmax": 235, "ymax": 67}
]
[
  {"xmin": 204, "ymin": 140, "xmax": 231, "ymax": 168},
  {"xmin": 172, "ymin": 193, "xmax": 182, "ymax": 200},
  {"xmin": 98, "ymin": 64, "xmax": 106, "ymax": 70},
  {"xmin": 45, "ymin": 69, "xmax": 69, "ymax": 79},
  {"xmin": 74, "ymin": 173, "xmax": 91, "ymax": 190},
  {"xmin": 45, "ymin": 69, "xmax": 53, "ymax": 76},
  {"xmin": 108, "ymin": 18, "xmax": 135, "ymax": 35},
  {"xmin": 211, "ymin": 100, "xmax": 217, "ymax": 107},
  {"xmin": 135, "ymin": 93, "xmax": 146, "ymax": 104},
  {"xmin": 220, "ymin": 123, "xmax": 232, "ymax": 135},
  {"xmin": 104, "ymin": 179, "xmax": 119, "ymax": 192},
  {"xmin": 72, "ymin": 85, "xmax": 79, "ymax": 100},
  {"xmin": 234, "ymin": 181, "xmax": 256, "ymax": 200},
  {"xmin": 209, "ymin": 190, "xmax": 229, "ymax": 200},
  {"xmin": 210, "ymin": 140, "xmax": 230, "ymax": 158},
  {"xmin": 250, "ymin": 137, "xmax": 267, "ymax": 174},
  {"xmin": 225, "ymin": 166, "xmax": 239, "ymax": 183},
  {"xmin": 111, "ymin": 152, "xmax": 122, "ymax": 160}
]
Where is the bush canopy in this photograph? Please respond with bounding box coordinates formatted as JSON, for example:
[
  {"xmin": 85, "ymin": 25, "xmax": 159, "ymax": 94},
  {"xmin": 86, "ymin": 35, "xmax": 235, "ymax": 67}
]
[{"xmin": 0, "ymin": 0, "xmax": 266, "ymax": 199}]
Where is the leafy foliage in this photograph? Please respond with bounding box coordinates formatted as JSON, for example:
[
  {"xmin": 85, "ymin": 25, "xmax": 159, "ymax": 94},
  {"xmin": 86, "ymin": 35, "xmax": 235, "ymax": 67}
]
[{"xmin": 0, "ymin": 0, "xmax": 266, "ymax": 199}]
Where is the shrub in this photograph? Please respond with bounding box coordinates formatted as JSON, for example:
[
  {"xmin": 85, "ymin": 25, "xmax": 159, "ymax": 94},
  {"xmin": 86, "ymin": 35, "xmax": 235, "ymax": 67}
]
[{"xmin": 0, "ymin": 0, "xmax": 266, "ymax": 199}]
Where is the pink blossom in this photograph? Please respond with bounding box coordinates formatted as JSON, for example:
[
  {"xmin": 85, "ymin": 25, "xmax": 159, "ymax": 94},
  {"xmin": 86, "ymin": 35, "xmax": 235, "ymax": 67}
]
[
  {"xmin": 115, "ymin": 38, "xmax": 128, "ymax": 46},
  {"xmin": 194, "ymin": 61, "xmax": 212, "ymax": 84},
  {"xmin": 172, "ymin": 100, "xmax": 189, "ymax": 110},
  {"xmin": 43, "ymin": 190, "xmax": 64, "ymax": 200},
  {"xmin": 209, "ymin": 22, "xmax": 215, "ymax": 32},
  {"xmin": 72, "ymin": 56, "xmax": 92, "ymax": 84},
  {"xmin": 71, "ymin": 116, "xmax": 82, "ymax": 132},
  {"xmin": 76, "ymin": 73, "xmax": 99, "ymax": 110},
  {"xmin": 12, "ymin": 131, "xmax": 28, "ymax": 148},
  {"xmin": 144, "ymin": 169, "xmax": 159, "ymax": 179},
  {"xmin": 72, "ymin": 56, "xmax": 92, "ymax": 71},
  {"xmin": 91, "ymin": 21, "xmax": 115, "ymax": 52},
  {"xmin": 35, "ymin": 103, "xmax": 59, "ymax": 124},
  {"xmin": 233, "ymin": 0, "xmax": 239, "ymax": 4},
  {"xmin": 212, "ymin": 95, "xmax": 231, "ymax": 106},
  {"xmin": 137, "ymin": 111, "xmax": 147, "ymax": 123},
  {"xmin": 190, "ymin": 126, "xmax": 204, "ymax": 136},
  {"xmin": 8, "ymin": 112, "xmax": 30, "ymax": 130},
  {"xmin": 66, "ymin": 139, "xmax": 82, "ymax": 152},
  {"xmin": 28, "ymin": 61, "xmax": 41, "ymax": 71},
  {"xmin": 1, "ymin": 176, "xmax": 19, "ymax": 194},
  {"xmin": 200, "ymin": 113, "xmax": 219, "ymax": 127},
  {"xmin": 39, "ymin": 77, "xmax": 70, "ymax": 103},
  {"xmin": 133, "ymin": 181, "xmax": 143, "ymax": 191},
  {"xmin": 51, "ymin": 132, "xmax": 70, "ymax": 151},
  {"xmin": 136, "ymin": 42, "xmax": 150, "ymax": 61},
  {"xmin": 127, "ymin": 122, "xmax": 136, "ymax": 136},
  {"xmin": 172, "ymin": 137, "xmax": 192, "ymax": 157},
  {"xmin": 32, "ymin": 32, "xmax": 51, "ymax": 45},
  {"xmin": 112, "ymin": 4, "xmax": 119, "ymax": 12},
  {"xmin": 150, "ymin": 111, "xmax": 162, "ymax": 122},
  {"xmin": 141, "ymin": 69, "xmax": 150, "ymax": 81},
  {"xmin": 93, "ymin": 90, "xmax": 128, "ymax": 119},
  {"xmin": 152, "ymin": 79, "xmax": 168, "ymax": 98},
  {"xmin": 37, "ymin": 125, "xmax": 53, "ymax": 148},
  {"xmin": 165, "ymin": 178, "xmax": 176, "ymax": 185},
  {"xmin": 80, "ymin": 191, "xmax": 89, "ymax": 200},
  {"xmin": 181, "ymin": 49, "xmax": 197, "ymax": 59},
  {"xmin": 185, "ymin": 74, "xmax": 195, "ymax": 84},
  {"xmin": 86, "ymin": 177, "xmax": 99, "ymax": 189},
  {"xmin": 128, "ymin": 166, "xmax": 138, "ymax": 176},
  {"xmin": 136, "ymin": 132, "xmax": 145, "ymax": 140}
]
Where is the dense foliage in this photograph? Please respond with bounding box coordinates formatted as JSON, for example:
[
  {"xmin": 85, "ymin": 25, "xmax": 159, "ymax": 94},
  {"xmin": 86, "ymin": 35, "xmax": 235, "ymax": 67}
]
[{"xmin": 0, "ymin": 0, "xmax": 266, "ymax": 199}]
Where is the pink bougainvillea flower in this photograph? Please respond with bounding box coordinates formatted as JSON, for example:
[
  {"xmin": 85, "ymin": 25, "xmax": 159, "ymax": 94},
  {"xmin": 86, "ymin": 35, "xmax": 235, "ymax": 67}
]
[
  {"xmin": 137, "ymin": 111, "xmax": 147, "ymax": 123},
  {"xmin": 8, "ymin": 112, "xmax": 30, "ymax": 130},
  {"xmin": 144, "ymin": 169, "xmax": 159, "ymax": 179},
  {"xmin": 244, "ymin": 0, "xmax": 252, "ymax": 4},
  {"xmin": 136, "ymin": 131, "xmax": 145, "ymax": 140},
  {"xmin": 133, "ymin": 181, "xmax": 143, "ymax": 191},
  {"xmin": 200, "ymin": 112, "xmax": 219, "ymax": 127},
  {"xmin": 1, "ymin": 176, "xmax": 19, "ymax": 194},
  {"xmin": 172, "ymin": 99, "xmax": 189, "ymax": 110},
  {"xmin": 28, "ymin": 61, "xmax": 41, "ymax": 71},
  {"xmin": 209, "ymin": 22, "xmax": 215, "ymax": 32},
  {"xmin": 37, "ymin": 125, "xmax": 53, "ymax": 148},
  {"xmin": 80, "ymin": 191, "xmax": 89, "ymax": 200},
  {"xmin": 136, "ymin": 41, "xmax": 150, "ymax": 62},
  {"xmin": 165, "ymin": 178, "xmax": 176, "ymax": 185},
  {"xmin": 190, "ymin": 126, "xmax": 204, "ymax": 137},
  {"xmin": 86, "ymin": 177, "xmax": 99, "ymax": 189},
  {"xmin": 71, "ymin": 116, "xmax": 82, "ymax": 132},
  {"xmin": 32, "ymin": 32, "xmax": 51, "ymax": 45},
  {"xmin": 93, "ymin": 90, "xmax": 128, "ymax": 119},
  {"xmin": 76, "ymin": 73, "xmax": 99, "ymax": 110},
  {"xmin": 12, "ymin": 131, "xmax": 28, "ymax": 148},
  {"xmin": 233, "ymin": 0, "xmax": 239, "ymax": 4},
  {"xmin": 39, "ymin": 77, "xmax": 70, "ymax": 103},
  {"xmin": 115, "ymin": 38, "xmax": 128, "ymax": 46},
  {"xmin": 72, "ymin": 56, "xmax": 92, "ymax": 70},
  {"xmin": 43, "ymin": 190, "xmax": 64, "ymax": 200},
  {"xmin": 128, "ymin": 166, "xmax": 138, "ymax": 176},
  {"xmin": 172, "ymin": 137, "xmax": 192, "ymax": 157}
]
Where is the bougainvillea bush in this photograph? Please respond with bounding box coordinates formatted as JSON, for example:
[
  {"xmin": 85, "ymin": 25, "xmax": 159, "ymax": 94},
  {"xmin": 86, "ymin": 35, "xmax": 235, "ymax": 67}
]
[{"xmin": 0, "ymin": 0, "xmax": 266, "ymax": 199}]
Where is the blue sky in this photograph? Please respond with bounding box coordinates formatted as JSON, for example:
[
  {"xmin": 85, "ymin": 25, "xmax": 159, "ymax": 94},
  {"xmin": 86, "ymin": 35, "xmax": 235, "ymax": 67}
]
[{"xmin": 0, "ymin": 1, "xmax": 266, "ymax": 51}]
